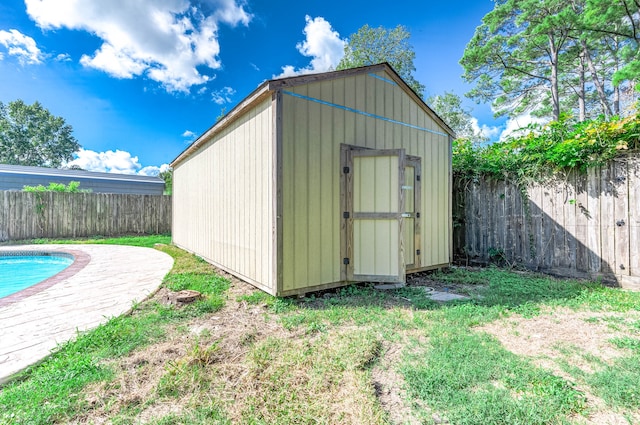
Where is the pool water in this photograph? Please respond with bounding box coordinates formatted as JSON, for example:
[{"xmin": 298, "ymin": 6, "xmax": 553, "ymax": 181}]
[{"xmin": 0, "ymin": 255, "xmax": 74, "ymax": 299}]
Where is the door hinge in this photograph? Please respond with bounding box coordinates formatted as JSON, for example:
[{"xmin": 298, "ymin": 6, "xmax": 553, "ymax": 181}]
[
  {"xmin": 416, "ymin": 249, "xmax": 421, "ymax": 256},
  {"xmin": 416, "ymin": 175, "xmax": 421, "ymax": 181},
  {"xmin": 343, "ymin": 166, "xmax": 350, "ymax": 174},
  {"xmin": 343, "ymin": 211, "xmax": 350, "ymax": 219},
  {"xmin": 416, "ymin": 212, "xmax": 420, "ymax": 218},
  {"xmin": 343, "ymin": 258, "xmax": 350, "ymax": 265}
]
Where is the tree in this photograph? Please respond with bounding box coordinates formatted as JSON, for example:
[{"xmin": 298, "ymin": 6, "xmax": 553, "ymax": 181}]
[
  {"xmin": 159, "ymin": 167, "xmax": 173, "ymax": 195},
  {"xmin": 462, "ymin": 0, "xmax": 640, "ymax": 123},
  {"xmin": 583, "ymin": 0, "xmax": 640, "ymax": 87},
  {"xmin": 0, "ymin": 100, "xmax": 80, "ymax": 167},
  {"xmin": 428, "ymin": 92, "xmax": 487, "ymax": 142},
  {"xmin": 337, "ymin": 24, "xmax": 425, "ymax": 97},
  {"xmin": 461, "ymin": 0, "xmax": 577, "ymax": 121}
]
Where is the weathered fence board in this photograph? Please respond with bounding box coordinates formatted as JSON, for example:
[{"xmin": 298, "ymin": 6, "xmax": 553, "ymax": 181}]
[
  {"xmin": 630, "ymin": 157, "xmax": 640, "ymax": 276},
  {"xmin": 454, "ymin": 154, "xmax": 640, "ymax": 289},
  {"xmin": 0, "ymin": 192, "xmax": 171, "ymax": 242}
]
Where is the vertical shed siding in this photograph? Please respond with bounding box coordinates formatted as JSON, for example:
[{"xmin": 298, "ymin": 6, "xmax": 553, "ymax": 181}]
[
  {"xmin": 281, "ymin": 70, "xmax": 450, "ymax": 292},
  {"xmin": 173, "ymin": 98, "xmax": 274, "ymax": 292}
]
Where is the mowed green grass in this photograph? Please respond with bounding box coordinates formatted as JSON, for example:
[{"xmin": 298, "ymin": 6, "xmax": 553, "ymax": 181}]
[
  {"xmin": 1, "ymin": 236, "xmax": 639, "ymax": 424},
  {"xmin": 25, "ymin": 233, "xmax": 171, "ymax": 248}
]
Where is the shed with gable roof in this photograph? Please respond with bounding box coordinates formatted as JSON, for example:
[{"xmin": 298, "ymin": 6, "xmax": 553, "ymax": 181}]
[{"xmin": 171, "ymin": 63, "xmax": 455, "ymax": 296}]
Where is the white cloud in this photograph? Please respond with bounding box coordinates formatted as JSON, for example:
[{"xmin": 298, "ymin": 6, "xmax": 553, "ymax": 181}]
[
  {"xmin": 67, "ymin": 148, "xmax": 168, "ymax": 175},
  {"xmin": 24, "ymin": 0, "xmax": 251, "ymax": 92},
  {"xmin": 211, "ymin": 86, "xmax": 236, "ymax": 104},
  {"xmin": 139, "ymin": 163, "xmax": 170, "ymax": 176},
  {"xmin": 470, "ymin": 117, "xmax": 501, "ymax": 141},
  {"xmin": 182, "ymin": 129, "xmax": 197, "ymax": 144},
  {"xmin": 499, "ymin": 113, "xmax": 547, "ymax": 141},
  {"xmin": 274, "ymin": 15, "xmax": 345, "ymax": 78},
  {"xmin": 276, "ymin": 65, "xmax": 298, "ymax": 79},
  {"xmin": 0, "ymin": 29, "xmax": 43, "ymax": 65},
  {"xmin": 54, "ymin": 53, "xmax": 71, "ymax": 62}
]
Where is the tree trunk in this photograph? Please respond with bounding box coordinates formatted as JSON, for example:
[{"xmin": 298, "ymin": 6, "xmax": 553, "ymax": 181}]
[
  {"xmin": 550, "ymin": 37, "xmax": 561, "ymax": 121},
  {"xmin": 613, "ymin": 36, "xmax": 621, "ymax": 115},
  {"xmin": 581, "ymin": 39, "xmax": 613, "ymax": 117},
  {"xmin": 578, "ymin": 52, "xmax": 587, "ymax": 121}
]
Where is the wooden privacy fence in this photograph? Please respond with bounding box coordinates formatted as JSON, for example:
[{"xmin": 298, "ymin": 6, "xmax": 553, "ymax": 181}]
[
  {"xmin": 454, "ymin": 155, "xmax": 640, "ymax": 289},
  {"xmin": 0, "ymin": 192, "xmax": 172, "ymax": 242}
]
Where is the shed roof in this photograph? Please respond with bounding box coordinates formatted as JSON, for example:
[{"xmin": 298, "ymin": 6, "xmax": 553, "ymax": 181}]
[{"xmin": 171, "ymin": 63, "xmax": 455, "ymax": 168}]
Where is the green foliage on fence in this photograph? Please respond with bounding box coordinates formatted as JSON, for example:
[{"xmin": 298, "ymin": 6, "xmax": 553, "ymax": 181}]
[
  {"xmin": 454, "ymin": 114, "xmax": 640, "ymax": 184},
  {"xmin": 22, "ymin": 181, "xmax": 91, "ymax": 193}
]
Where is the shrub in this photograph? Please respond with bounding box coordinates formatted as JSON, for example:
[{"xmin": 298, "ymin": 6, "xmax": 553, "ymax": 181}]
[{"xmin": 23, "ymin": 181, "xmax": 91, "ymax": 193}]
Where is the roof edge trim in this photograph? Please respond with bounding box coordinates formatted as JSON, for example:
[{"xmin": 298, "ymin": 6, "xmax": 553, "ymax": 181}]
[{"xmin": 171, "ymin": 62, "xmax": 456, "ymax": 168}]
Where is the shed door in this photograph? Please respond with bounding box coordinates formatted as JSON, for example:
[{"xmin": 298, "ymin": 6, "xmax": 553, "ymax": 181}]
[{"xmin": 345, "ymin": 148, "xmax": 406, "ymax": 283}]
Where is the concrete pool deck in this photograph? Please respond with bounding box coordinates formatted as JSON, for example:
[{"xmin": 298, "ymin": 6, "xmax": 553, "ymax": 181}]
[{"xmin": 0, "ymin": 244, "xmax": 174, "ymax": 383}]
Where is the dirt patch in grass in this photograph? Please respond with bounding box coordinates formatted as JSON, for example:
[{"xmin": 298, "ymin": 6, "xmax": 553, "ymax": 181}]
[
  {"xmin": 477, "ymin": 310, "xmax": 632, "ymax": 370},
  {"xmin": 372, "ymin": 335, "xmax": 430, "ymax": 425},
  {"xmin": 75, "ymin": 274, "xmax": 282, "ymax": 423},
  {"xmin": 78, "ymin": 335, "xmax": 188, "ymax": 423},
  {"xmin": 478, "ymin": 309, "xmax": 640, "ymax": 424},
  {"xmin": 75, "ymin": 270, "xmax": 391, "ymax": 424}
]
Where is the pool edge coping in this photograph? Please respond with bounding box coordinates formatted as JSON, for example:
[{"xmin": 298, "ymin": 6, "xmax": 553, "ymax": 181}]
[{"xmin": 0, "ymin": 249, "xmax": 91, "ymax": 308}]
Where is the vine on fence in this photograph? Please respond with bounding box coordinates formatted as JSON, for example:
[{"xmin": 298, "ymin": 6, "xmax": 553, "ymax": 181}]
[
  {"xmin": 453, "ymin": 113, "xmax": 640, "ymax": 261},
  {"xmin": 454, "ymin": 113, "xmax": 640, "ymax": 183}
]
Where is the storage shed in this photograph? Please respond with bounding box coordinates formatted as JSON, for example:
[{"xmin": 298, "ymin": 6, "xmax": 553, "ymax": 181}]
[
  {"xmin": 171, "ymin": 63, "xmax": 455, "ymax": 296},
  {"xmin": 0, "ymin": 164, "xmax": 165, "ymax": 195}
]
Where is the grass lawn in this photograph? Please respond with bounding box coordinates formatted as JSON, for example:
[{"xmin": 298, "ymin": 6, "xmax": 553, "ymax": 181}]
[
  {"xmin": 6, "ymin": 234, "xmax": 172, "ymax": 248},
  {"xmin": 1, "ymin": 235, "xmax": 639, "ymax": 424}
]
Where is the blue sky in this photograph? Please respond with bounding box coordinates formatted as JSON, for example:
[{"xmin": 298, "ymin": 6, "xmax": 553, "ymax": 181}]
[{"xmin": 0, "ymin": 0, "xmax": 506, "ymax": 175}]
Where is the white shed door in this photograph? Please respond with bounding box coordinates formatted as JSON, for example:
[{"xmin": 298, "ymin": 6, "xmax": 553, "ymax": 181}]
[{"xmin": 346, "ymin": 148, "xmax": 406, "ymax": 283}]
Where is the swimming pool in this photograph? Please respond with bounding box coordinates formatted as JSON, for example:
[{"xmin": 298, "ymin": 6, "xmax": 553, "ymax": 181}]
[{"xmin": 0, "ymin": 253, "xmax": 74, "ymax": 299}]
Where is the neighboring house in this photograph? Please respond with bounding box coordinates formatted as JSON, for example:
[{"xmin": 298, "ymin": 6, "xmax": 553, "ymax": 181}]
[
  {"xmin": 171, "ymin": 63, "xmax": 455, "ymax": 296},
  {"xmin": 0, "ymin": 164, "xmax": 165, "ymax": 195}
]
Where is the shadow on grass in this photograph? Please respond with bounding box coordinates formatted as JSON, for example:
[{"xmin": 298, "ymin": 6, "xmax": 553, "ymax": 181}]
[
  {"xmin": 236, "ymin": 266, "xmax": 640, "ymax": 333},
  {"xmin": 294, "ymin": 267, "xmax": 634, "ymax": 311}
]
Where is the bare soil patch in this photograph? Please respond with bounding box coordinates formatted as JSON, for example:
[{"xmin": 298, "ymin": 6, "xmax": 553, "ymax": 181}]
[
  {"xmin": 372, "ymin": 332, "xmax": 433, "ymax": 425},
  {"xmin": 76, "ymin": 274, "xmax": 288, "ymax": 423},
  {"xmin": 75, "ymin": 271, "xmax": 393, "ymax": 424},
  {"xmin": 478, "ymin": 309, "xmax": 640, "ymax": 424},
  {"xmin": 478, "ymin": 309, "xmax": 630, "ymax": 370}
]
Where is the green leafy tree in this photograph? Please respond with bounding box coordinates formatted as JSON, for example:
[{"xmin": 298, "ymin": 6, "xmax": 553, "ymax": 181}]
[
  {"xmin": 159, "ymin": 168, "xmax": 173, "ymax": 195},
  {"xmin": 428, "ymin": 92, "xmax": 487, "ymax": 142},
  {"xmin": 583, "ymin": 0, "xmax": 638, "ymax": 82},
  {"xmin": 461, "ymin": 0, "xmax": 578, "ymax": 121},
  {"xmin": 566, "ymin": 0, "xmax": 639, "ymax": 118},
  {"xmin": 0, "ymin": 100, "xmax": 80, "ymax": 167},
  {"xmin": 66, "ymin": 164, "xmax": 85, "ymax": 171},
  {"xmin": 337, "ymin": 24, "xmax": 425, "ymax": 97}
]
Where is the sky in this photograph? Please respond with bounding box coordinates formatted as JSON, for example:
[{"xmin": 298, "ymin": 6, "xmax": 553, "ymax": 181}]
[{"xmin": 0, "ymin": 0, "xmax": 508, "ymax": 175}]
